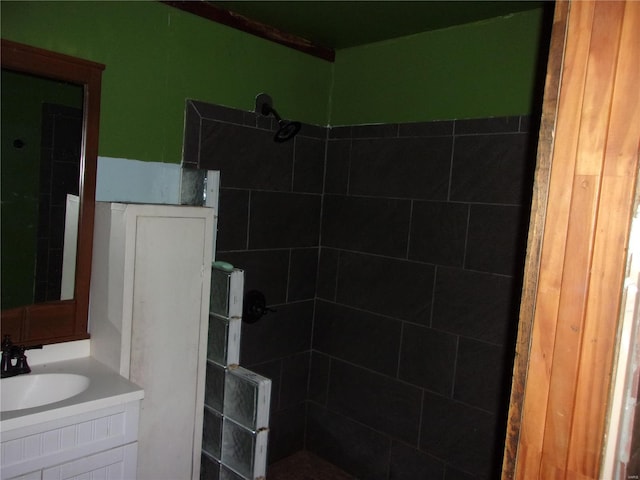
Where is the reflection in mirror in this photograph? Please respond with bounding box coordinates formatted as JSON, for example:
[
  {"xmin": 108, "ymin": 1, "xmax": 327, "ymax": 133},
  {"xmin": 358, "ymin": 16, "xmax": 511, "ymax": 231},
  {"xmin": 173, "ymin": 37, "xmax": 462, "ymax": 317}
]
[
  {"xmin": 1, "ymin": 69, "xmax": 83, "ymax": 310},
  {"xmin": 0, "ymin": 39, "xmax": 104, "ymax": 346}
]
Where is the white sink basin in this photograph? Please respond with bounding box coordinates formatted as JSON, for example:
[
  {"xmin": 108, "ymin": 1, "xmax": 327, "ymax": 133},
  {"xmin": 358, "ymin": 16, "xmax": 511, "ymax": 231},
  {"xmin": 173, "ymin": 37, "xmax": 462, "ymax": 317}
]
[{"xmin": 1, "ymin": 373, "xmax": 90, "ymax": 412}]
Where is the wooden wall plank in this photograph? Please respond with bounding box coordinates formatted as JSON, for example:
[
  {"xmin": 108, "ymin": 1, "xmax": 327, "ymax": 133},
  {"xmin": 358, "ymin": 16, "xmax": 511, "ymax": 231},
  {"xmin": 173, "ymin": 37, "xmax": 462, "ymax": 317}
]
[
  {"xmin": 542, "ymin": 173, "xmax": 600, "ymax": 467},
  {"xmin": 540, "ymin": 2, "xmax": 624, "ymax": 465},
  {"xmin": 507, "ymin": 1, "xmax": 640, "ymax": 478},
  {"xmin": 569, "ymin": 177, "xmax": 635, "ymax": 476},
  {"xmin": 574, "ymin": 1, "xmax": 625, "ymax": 176},
  {"xmin": 514, "ymin": 4, "xmax": 595, "ymax": 478},
  {"xmin": 603, "ymin": 1, "xmax": 640, "ymax": 179},
  {"xmin": 568, "ymin": 2, "xmax": 640, "ymax": 475}
]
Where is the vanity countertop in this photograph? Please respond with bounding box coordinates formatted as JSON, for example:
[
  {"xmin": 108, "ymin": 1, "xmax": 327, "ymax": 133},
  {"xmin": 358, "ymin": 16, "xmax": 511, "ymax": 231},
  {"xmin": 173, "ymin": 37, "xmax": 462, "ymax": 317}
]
[{"xmin": 0, "ymin": 356, "xmax": 144, "ymax": 432}]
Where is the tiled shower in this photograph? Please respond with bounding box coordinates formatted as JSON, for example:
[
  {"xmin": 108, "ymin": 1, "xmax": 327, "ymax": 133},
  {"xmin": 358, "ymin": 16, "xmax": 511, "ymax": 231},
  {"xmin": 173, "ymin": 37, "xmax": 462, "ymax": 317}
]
[{"xmin": 185, "ymin": 100, "xmax": 536, "ymax": 479}]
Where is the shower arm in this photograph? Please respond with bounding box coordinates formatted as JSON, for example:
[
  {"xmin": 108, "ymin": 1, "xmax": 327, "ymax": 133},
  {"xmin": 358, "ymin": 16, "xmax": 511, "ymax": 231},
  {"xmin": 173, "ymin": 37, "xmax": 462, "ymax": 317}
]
[
  {"xmin": 261, "ymin": 103, "xmax": 283, "ymax": 123},
  {"xmin": 255, "ymin": 93, "xmax": 301, "ymax": 143}
]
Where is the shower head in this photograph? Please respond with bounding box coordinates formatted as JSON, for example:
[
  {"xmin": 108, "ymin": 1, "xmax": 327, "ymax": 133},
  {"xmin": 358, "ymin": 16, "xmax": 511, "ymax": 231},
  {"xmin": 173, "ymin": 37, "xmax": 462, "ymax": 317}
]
[
  {"xmin": 255, "ymin": 93, "xmax": 301, "ymax": 143},
  {"xmin": 274, "ymin": 119, "xmax": 301, "ymax": 143}
]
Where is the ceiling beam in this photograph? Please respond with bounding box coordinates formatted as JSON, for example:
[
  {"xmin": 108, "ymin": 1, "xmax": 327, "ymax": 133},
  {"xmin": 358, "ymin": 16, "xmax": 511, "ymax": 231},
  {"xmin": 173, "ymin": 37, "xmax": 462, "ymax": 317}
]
[{"xmin": 161, "ymin": 1, "xmax": 336, "ymax": 62}]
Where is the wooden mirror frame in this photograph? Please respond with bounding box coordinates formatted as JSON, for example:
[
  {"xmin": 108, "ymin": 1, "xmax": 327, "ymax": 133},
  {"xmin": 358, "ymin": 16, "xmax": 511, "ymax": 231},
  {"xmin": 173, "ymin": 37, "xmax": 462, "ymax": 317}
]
[{"xmin": 1, "ymin": 39, "xmax": 104, "ymax": 346}]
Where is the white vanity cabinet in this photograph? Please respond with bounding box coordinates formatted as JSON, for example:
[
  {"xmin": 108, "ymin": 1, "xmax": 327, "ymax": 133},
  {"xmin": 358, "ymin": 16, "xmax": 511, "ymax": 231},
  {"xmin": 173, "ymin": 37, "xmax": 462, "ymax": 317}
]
[
  {"xmin": 1, "ymin": 401, "xmax": 140, "ymax": 480},
  {"xmin": 90, "ymin": 203, "xmax": 214, "ymax": 480}
]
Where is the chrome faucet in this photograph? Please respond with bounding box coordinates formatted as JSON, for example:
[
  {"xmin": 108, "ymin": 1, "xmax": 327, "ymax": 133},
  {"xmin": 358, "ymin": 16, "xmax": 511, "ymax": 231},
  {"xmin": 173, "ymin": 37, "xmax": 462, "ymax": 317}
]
[{"xmin": 1, "ymin": 335, "xmax": 42, "ymax": 378}]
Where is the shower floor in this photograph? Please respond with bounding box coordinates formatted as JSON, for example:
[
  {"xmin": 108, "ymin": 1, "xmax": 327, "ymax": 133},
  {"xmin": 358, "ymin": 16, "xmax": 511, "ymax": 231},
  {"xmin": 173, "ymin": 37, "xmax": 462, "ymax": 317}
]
[{"xmin": 267, "ymin": 451, "xmax": 356, "ymax": 480}]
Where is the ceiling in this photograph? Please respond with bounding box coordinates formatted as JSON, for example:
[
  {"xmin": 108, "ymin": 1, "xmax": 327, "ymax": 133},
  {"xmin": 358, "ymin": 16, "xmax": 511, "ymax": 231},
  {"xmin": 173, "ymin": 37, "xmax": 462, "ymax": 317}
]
[{"xmin": 210, "ymin": 1, "xmax": 545, "ymax": 50}]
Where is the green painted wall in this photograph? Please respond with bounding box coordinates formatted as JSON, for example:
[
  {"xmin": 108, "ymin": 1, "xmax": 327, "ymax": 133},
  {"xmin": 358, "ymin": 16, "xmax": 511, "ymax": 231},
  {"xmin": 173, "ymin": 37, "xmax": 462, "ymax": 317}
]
[
  {"xmin": 2, "ymin": 2, "xmax": 545, "ymax": 161},
  {"xmin": 330, "ymin": 9, "xmax": 545, "ymax": 125},
  {"xmin": 1, "ymin": 1, "xmax": 333, "ymax": 163}
]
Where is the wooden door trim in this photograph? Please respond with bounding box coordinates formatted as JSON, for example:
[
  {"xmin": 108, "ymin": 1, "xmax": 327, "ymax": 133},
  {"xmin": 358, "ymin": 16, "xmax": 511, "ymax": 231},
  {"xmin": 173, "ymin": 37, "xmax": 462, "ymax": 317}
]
[{"xmin": 501, "ymin": 1, "xmax": 570, "ymax": 477}]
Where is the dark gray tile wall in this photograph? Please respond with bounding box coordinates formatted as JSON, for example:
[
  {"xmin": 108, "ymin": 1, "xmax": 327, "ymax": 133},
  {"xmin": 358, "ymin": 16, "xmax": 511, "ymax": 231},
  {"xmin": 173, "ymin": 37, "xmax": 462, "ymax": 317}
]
[
  {"xmin": 306, "ymin": 403, "xmax": 391, "ymax": 480},
  {"xmin": 185, "ymin": 101, "xmax": 536, "ymax": 479},
  {"xmin": 186, "ymin": 100, "xmax": 325, "ymax": 464},
  {"xmin": 35, "ymin": 103, "xmax": 82, "ymax": 303},
  {"xmin": 310, "ymin": 117, "xmax": 535, "ymax": 480}
]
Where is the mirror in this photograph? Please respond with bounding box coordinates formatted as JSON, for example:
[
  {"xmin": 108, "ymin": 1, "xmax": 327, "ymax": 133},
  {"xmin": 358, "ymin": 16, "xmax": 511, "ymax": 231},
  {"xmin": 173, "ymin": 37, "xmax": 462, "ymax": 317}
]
[
  {"xmin": 2, "ymin": 70, "xmax": 83, "ymax": 309},
  {"xmin": 0, "ymin": 39, "xmax": 104, "ymax": 346}
]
